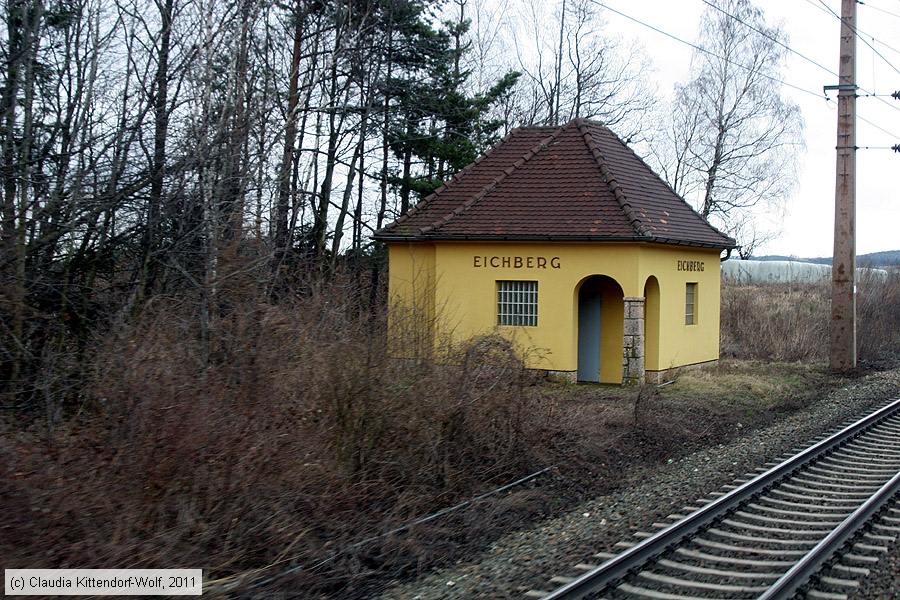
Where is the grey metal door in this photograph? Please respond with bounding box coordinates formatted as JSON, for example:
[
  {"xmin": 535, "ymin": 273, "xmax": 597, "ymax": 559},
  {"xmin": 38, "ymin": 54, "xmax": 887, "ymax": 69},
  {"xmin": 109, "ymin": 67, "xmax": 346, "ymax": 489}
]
[{"xmin": 577, "ymin": 284, "xmax": 602, "ymax": 382}]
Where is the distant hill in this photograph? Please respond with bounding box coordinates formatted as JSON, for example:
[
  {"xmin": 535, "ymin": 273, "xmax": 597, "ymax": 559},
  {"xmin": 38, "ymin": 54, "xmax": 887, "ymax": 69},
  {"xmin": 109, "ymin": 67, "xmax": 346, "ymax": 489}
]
[{"xmin": 753, "ymin": 250, "xmax": 900, "ymax": 267}]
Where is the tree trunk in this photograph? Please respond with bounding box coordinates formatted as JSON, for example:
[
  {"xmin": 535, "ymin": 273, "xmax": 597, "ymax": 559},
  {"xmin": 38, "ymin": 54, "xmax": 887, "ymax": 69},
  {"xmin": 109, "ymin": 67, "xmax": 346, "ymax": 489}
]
[
  {"xmin": 312, "ymin": 15, "xmax": 345, "ymax": 259},
  {"xmin": 701, "ymin": 120, "xmax": 727, "ymax": 218},
  {"xmin": 553, "ymin": 0, "xmax": 567, "ymax": 125},
  {"xmin": 1, "ymin": 0, "xmax": 26, "ymax": 261},
  {"xmin": 331, "ymin": 121, "xmax": 364, "ymax": 258},
  {"xmin": 223, "ymin": 0, "xmax": 252, "ymax": 252},
  {"xmin": 138, "ymin": 0, "xmax": 174, "ymax": 302},
  {"xmin": 376, "ymin": 11, "xmax": 393, "ymax": 232},
  {"xmin": 399, "ymin": 117, "xmax": 413, "ymax": 215},
  {"xmin": 7, "ymin": 0, "xmax": 43, "ymax": 399},
  {"xmin": 274, "ymin": 8, "xmax": 305, "ymax": 269}
]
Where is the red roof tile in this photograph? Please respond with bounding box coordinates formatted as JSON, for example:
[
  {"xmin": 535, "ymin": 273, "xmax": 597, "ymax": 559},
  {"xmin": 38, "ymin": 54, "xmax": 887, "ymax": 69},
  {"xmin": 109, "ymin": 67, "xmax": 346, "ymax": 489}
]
[{"xmin": 374, "ymin": 118, "xmax": 736, "ymax": 249}]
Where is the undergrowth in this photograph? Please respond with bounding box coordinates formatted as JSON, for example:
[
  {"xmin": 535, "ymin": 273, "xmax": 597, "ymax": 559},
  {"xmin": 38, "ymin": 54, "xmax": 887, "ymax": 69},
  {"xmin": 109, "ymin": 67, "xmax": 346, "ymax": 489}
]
[
  {"xmin": 3, "ymin": 274, "xmax": 898, "ymax": 597},
  {"xmin": 720, "ymin": 273, "xmax": 900, "ymax": 367},
  {"xmin": 0, "ymin": 280, "xmax": 604, "ymax": 596}
]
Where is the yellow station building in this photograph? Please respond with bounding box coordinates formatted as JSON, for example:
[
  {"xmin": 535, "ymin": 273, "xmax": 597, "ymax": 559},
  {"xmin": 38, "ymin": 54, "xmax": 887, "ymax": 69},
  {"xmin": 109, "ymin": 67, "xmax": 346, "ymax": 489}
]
[{"xmin": 375, "ymin": 118, "xmax": 736, "ymax": 384}]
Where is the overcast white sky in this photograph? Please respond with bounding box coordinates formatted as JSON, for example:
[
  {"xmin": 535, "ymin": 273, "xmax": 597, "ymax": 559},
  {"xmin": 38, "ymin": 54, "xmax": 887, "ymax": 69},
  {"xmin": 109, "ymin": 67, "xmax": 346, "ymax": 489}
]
[{"xmin": 600, "ymin": 0, "xmax": 899, "ymax": 257}]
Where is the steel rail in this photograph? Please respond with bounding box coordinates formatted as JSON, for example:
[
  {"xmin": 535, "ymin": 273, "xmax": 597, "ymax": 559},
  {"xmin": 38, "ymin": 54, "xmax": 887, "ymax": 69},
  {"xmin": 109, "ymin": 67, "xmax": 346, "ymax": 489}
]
[
  {"xmin": 542, "ymin": 397, "xmax": 900, "ymax": 600},
  {"xmin": 760, "ymin": 468, "xmax": 900, "ymax": 599}
]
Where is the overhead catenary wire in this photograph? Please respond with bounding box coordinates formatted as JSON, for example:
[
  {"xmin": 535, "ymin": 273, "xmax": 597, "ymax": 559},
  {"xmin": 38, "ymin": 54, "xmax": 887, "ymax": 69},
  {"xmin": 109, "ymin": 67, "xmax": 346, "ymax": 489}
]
[
  {"xmin": 801, "ymin": 0, "xmax": 900, "ymax": 57},
  {"xmin": 862, "ymin": 31, "xmax": 900, "ymax": 58},
  {"xmin": 591, "ymin": 1, "xmax": 900, "ymax": 145},
  {"xmin": 816, "ymin": 0, "xmax": 900, "ymax": 75},
  {"xmin": 739, "ymin": 0, "xmax": 900, "ymax": 131},
  {"xmin": 803, "ymin": 0, "xmax": 900, "ymax": 54},
  {"xmin": 822, "ymin": 83, "xmax": 900, "ymax": 138},
  {"xmin": 858, "ymin": 0, "xmax": 900, "ymax": 21},
  {"xmin": 700, "ymin": 0, "xmax": 839, "ymax": 78},
  {"xmin": 820, "ymin": 95, "xmax": 900, "ymax": 141},
  {"xmin": 857, "ymin": 112, "xmax": 900, "ymax": 138},
  {"xmin": 589, "ymin": 1, "xmax": 829, "ymax": 101},
  {"xmin": 705, "ymin": 0, "xmax": 900, "ymax": 114}
]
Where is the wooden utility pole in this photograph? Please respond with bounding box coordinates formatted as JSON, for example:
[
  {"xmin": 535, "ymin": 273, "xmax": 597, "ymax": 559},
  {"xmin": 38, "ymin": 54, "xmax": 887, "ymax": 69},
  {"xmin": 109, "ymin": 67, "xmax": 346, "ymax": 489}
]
[{"xmin": 830, "ymin": 0, "xmax": 857, "ymax": 370}]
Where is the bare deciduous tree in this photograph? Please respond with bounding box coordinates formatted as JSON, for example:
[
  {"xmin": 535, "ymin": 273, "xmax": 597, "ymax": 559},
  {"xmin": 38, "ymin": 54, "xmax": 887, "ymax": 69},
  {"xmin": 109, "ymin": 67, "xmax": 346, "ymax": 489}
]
[
  {"xmin": 506, "ymin": 0, "xmax": 653, "ymax": 134},
  {"xmin": 0, "ymin": 0, "xmax": 659, "ymax": 410},
  {"xmin": 647, "ymin": 0, "xmax": 804, "ymax": 252}
]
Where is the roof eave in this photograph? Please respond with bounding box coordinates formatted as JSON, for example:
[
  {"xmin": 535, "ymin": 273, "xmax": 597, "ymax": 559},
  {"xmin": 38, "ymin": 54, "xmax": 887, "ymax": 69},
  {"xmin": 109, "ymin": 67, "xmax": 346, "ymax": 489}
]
[{"xmin": 373, "ymin": 232, "xmax": 737, "ymax": 250}]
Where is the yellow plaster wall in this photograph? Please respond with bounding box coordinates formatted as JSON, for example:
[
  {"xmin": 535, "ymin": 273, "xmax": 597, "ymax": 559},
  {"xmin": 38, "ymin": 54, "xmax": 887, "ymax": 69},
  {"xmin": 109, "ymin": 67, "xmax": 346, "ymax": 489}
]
[
  {"xmin": 644, "ymin": 276, "xmax": 661, "ymax": 371},
  {"xmin": 431, "ymin": 242, "xmax": 639, "ymax": 382},
  {"xmin": 386, "ymin": 241, "xmax": 722, "ymax": 379},
  {"xmin": 386, "ymin": 243, "xmax": 436, "ymax": 357},
  {"xmin": 599, "ymin": 282, "xmax": 625, "ymax": 383},
  {"xmin": 637, "ymin": 244, "xmax": 722, "ymax": 373}
]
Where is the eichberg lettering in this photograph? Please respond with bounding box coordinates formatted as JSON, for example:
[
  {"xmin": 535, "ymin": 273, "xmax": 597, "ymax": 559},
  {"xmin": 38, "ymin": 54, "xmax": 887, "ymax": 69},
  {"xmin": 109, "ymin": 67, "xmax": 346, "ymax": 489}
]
[
  {"xmin": 473, "ymin": 255, "xmax": 561, "ymax": 269},
  {"xmin": 677, "ymin": 260, "xmax": 705, "ymax": 272}
]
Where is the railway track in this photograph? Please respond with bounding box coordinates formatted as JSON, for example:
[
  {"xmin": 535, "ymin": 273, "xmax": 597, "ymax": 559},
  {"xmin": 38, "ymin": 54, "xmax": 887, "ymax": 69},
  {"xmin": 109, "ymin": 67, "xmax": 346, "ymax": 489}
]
[{"xmin": 527, "ymin": 398, "xmax": 900, "ymax": 600}]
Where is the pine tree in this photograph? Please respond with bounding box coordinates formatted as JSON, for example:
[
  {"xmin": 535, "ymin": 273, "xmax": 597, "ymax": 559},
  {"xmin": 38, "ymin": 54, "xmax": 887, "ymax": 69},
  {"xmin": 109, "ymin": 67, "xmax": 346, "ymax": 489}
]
[{"xmin": 381, "ymin": 1, "xmax": 519, "ymax": 212}]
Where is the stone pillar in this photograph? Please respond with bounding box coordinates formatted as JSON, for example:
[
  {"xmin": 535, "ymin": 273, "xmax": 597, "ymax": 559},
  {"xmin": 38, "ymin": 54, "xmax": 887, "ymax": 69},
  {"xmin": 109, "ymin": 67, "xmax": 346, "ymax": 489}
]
[{"xmin": 622, "ymin": 297, "xmax": 645, "ymax": 385}]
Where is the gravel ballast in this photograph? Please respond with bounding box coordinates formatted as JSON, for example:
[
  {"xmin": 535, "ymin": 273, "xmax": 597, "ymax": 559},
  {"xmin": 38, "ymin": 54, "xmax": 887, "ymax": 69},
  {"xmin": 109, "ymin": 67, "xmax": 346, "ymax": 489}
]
[
  {"xmin": 860, "ymin": 504, "xmax": 900, "ymax": 598},
  {"xmin": 373, "ymin": 368, "xmax": 900, "ymax": 600},
  {"xmin": 854, "ymin": 498, "xmax": 900, "ymax": 599}
]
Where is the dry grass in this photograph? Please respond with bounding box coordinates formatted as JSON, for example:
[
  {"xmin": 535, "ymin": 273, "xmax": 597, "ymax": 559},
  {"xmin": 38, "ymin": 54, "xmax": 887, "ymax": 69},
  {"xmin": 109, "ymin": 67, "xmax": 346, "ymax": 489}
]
[{"xmin": 721, "ymin": 274, "xmax": 900, "ymax": 366}]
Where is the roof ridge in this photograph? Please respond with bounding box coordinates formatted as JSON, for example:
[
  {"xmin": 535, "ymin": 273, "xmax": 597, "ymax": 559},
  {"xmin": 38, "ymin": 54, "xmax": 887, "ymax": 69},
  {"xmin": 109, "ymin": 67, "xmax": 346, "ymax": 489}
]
[
  {"xmin": 582, "ymin": 121, "xmax": 736, "ymax": 246},
  {"xmin": 574, "ymin": 118, "xmax": 650, "ymax": 238},
  {"xmin": 376, "ymin": 127, "xmax": 523, "ymax": 235},
  {"xmin": 417, "ymin": 124, "xmax": 567, "ymax": 236}
]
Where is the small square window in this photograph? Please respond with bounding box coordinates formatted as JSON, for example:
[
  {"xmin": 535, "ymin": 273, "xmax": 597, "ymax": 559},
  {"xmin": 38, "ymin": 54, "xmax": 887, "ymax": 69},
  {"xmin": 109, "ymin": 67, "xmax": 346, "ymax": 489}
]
[
  {"xmin": 685, "ymin": 282, "xmax": 697, "ymax": 325},
  {"xmin": 497, "ymin": 281, "xmax": 538, "ymax": 326}
]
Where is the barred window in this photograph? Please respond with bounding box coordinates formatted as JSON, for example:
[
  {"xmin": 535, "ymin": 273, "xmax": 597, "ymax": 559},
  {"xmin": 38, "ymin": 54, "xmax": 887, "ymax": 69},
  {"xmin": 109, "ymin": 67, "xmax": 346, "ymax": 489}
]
[
  {"xmin": 685, "ymin": 282, "xmax": 697, "ymax": 325},
  {"xmin": 497, "ymin": 281, "xmax": 538, "ymax": 326}
]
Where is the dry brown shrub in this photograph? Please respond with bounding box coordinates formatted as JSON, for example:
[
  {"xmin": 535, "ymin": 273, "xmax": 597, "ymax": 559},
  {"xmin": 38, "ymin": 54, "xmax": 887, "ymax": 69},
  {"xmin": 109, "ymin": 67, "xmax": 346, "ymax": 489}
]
[
  {"xmin": 721, "ymin": 273, "xmax": 900, "ymax": 365},
  {"xmin": 7, "ymin": 272, "xmax": 895, "ymax": 597},
  {"xmin": 858, "ymin": 272, "xmax": 900, "ymax": 365},
  {"xmin": 720, "ymin": 281, "xmax": 828, "ymax": 361},
  {"xmin": 0, "ymin": 279, "xmax": 568, "ymax": 596}
]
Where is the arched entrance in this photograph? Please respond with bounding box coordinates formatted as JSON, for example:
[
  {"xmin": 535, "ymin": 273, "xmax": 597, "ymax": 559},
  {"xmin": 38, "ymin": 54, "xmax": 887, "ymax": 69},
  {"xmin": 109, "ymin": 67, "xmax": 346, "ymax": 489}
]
[
  {"xmin": 644, "ymin": 276, "xmax": 660, "ymax": 375},
  {"xmin": 576, "ymin": 275, "xmax": 624, "ymax": 383}
]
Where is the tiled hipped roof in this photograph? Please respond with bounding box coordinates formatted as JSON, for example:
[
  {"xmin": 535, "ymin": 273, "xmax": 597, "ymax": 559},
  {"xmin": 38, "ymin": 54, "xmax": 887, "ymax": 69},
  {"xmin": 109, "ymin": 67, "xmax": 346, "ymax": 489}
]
[{"xmin": 374, "ymin": 118, "xmax": 736, "ymax": 249}]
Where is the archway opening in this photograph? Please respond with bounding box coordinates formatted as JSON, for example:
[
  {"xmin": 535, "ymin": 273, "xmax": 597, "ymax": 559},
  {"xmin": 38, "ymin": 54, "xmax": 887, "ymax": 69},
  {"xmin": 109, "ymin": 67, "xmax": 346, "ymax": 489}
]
[
  {"xmin": 576, "ymin": 275, "xmax": 624, "ymax": 383},
  {"xmin": 644, "ymin": 275, "xmax": 660, "ymax": 374}
]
